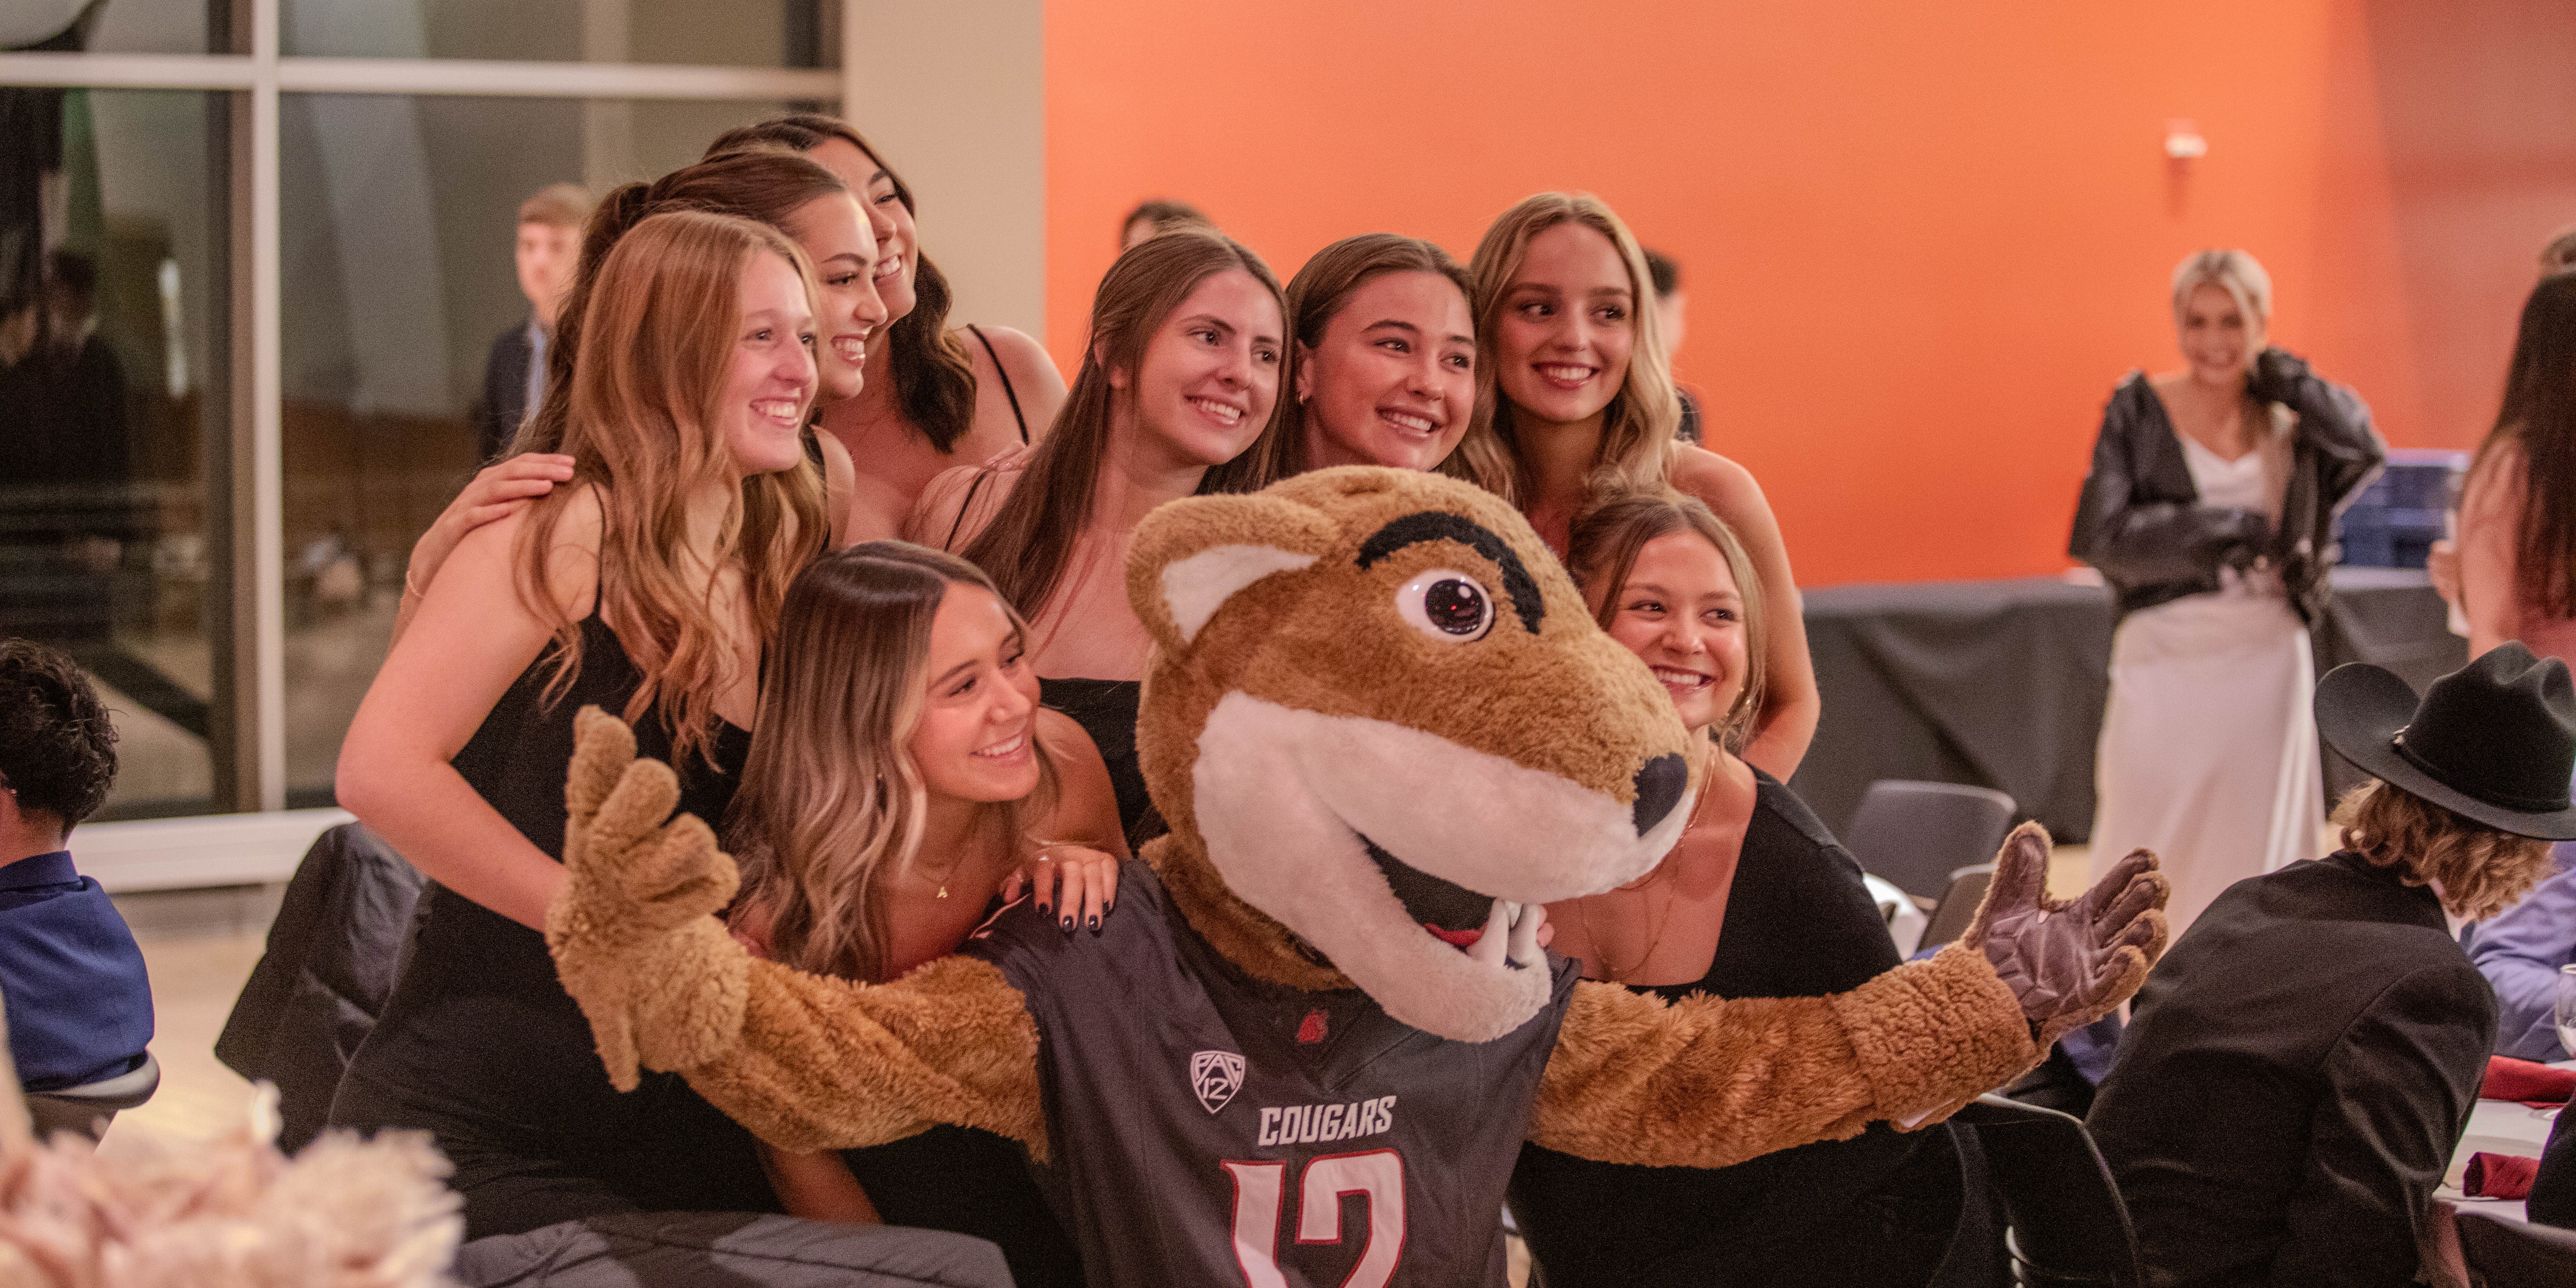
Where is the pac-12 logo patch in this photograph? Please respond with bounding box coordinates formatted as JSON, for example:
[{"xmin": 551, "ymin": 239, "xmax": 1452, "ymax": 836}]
[{"xmin": 1191, "ymin": 1050, "xmax": 1245, "ymax": 1115}]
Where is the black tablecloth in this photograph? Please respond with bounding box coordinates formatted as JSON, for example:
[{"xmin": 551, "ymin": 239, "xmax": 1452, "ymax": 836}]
[{"xmin": 1788, "ymin": 570, "xmax": 2464, "ymax": 844}]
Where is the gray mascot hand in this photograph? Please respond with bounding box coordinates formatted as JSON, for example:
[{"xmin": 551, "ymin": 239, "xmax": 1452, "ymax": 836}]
[{"xmin": 1960, "ymin": 824, "xmax": 2169, "ymax": 1051}]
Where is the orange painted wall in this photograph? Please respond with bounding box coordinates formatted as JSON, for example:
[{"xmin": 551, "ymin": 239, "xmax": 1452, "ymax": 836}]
[{"xmin": 1044, "ymin": 0, "xmax": 2576, "ymax": 586}]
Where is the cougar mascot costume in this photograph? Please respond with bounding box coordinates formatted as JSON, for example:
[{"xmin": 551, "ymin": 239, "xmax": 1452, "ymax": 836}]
[{"xmin": 547, "ymin": 467, "xmax": 2167, "ymax": 1285}]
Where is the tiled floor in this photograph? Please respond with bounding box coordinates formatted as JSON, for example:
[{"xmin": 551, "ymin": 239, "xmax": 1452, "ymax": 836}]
[{"xmin": 96, "ymin": 886, "xmax": 276, "ymax": 1158}]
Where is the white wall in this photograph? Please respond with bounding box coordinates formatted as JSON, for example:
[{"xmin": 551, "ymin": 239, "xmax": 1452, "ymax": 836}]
[{"xmin": 842, "ymin": 0, "xmax": 1046, "ymax": 345}]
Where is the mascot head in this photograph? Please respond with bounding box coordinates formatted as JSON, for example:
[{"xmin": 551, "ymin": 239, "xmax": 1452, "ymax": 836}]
[{"xmin": 1128, "ymin": 466, "xmax": 1694, "ymax": 1042}]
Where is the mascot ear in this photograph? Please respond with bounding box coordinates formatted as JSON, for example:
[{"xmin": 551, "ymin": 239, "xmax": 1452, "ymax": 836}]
[{"xmin": 1127, "ymin": 494, "xmax": 1339, "ymax": 652}]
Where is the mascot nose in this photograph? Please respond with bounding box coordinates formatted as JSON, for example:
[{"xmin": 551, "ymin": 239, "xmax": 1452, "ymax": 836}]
[{"xmin": 1631, "ymin": 753, "xmax": 1688, "ymax": 835}]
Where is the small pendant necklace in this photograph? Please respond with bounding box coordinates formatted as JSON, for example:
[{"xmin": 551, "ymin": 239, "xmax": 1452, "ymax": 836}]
[
  {"xmin": 1578, "ymin": 750, "xmax": 1722, "ymax": 982},
  {"xmin": 918, "ymin": 844, "xmax": 973, "ymax": 900}
]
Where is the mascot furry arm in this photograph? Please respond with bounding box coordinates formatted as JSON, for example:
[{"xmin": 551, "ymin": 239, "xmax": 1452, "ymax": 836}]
[{"xmin": 549, "ymin": 467, "xmax": 2166, "ymax": 1179}]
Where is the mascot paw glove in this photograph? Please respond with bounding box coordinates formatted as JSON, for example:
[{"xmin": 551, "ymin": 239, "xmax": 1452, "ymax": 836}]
[
  {"xmin": 546, "ymin": 705, "xmax": 750, "ymax": 1091},
  {"xmin": 1961, "ymin": 824, "xmax": 2169, "ymax": 1052}
]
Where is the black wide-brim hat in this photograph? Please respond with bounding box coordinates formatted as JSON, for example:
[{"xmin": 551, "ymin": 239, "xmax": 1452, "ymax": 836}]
[{"xmin": 2317, "ymin": 642, "xmax": 2576, "ymax": 840}]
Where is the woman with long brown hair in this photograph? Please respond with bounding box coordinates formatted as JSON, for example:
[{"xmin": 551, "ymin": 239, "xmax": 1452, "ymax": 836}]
[
  {"xmin": 330, "ymin": 210, "xmax": 829, "ymax": 1237},
  {"xmin": 722, "ymin": 542, "xmax": 1125, "ymax": 1286},
  {"xmin": 1511, "ymin": 489, "xmax": 1972, "ymax": 1288},
  {"xmin": 1240, "ymin": 232, "xmax": 1480, "ymax": 484},
  {"xmin": 710, "ymin": 115, "xmax": 1068, "ymax": 542},
  {"xmin": 1454, "ymin": 193, "xmax": 1821, "ymax": 779},
  {"xmin": 907, "ymin": 228, "xmax": 1285, "ymax": 843},
  {"xmin": 391, "ymin": 148, "xmax": 886, "ymax": 633}
]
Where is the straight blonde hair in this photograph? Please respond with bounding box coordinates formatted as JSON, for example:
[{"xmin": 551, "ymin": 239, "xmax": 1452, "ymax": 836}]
[
  {"xmin": 726, "ymin": 542, "xmax": 1057, "ymax": 983},
  {"xmin": 1566, "ymin": 489, "xmax": 1768, "ymax": 753},
  {"xmin": 516, "ymin": 210, "xmax": 829, "ymax": 766},
  {"xmin": 1453, "ymin": 192, "xmax": 1682, "ymax": 509}
]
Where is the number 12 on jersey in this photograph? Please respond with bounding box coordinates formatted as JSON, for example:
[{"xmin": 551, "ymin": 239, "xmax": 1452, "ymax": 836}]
[{"xmin": 1223, "ymin": 1149, "xmax": 1406, "ymax": 1288}]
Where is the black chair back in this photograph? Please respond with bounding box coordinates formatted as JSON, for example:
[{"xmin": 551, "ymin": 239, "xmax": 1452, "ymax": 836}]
[
  {"xmin": 1846, "ymin": 780, "xmax": 2018, "ymax": 901},
  {"xmin": 1948, "ymin": 1094, "xmax": 2143, "ymax": 1288},
  {"xmin": 1921, "ymin": 865, "xmax": 1994, "ymax": 951},
  {"xmin": 2457, "ymin": 1210, "xmax": 2576, "ymax": 1288},
  {"xmin": 24, "ymin": 1049, "xmax": 160, "ymax": 1142},
  {"xmin": 215, "ymin": 821, "xmax": 426, "ymax": 1153}
]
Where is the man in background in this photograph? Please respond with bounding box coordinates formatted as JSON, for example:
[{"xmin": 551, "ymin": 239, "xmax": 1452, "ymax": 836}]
[
  {"xmin": 473, "ymin": 183, "xmax": 590, "ymax": 461},
  {"xmin": 1119, "ymin": 198, "xmax": 1210, "ymax": 251},
  {"xmin": 1643, "ymin": 248, "xmax": 1704, "ymax": 445},
  {"xmin": 2540, "ymin": 220, "xmax": 2576, "ymax": 276},
  {"xmin": 0, "ymin": 639, "xmax": 152, "ymax": 1093}
]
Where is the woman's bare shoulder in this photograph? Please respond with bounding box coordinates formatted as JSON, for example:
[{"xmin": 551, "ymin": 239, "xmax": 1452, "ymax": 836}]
[
  {"xmin": 1034, "ymin": 705, "xmax": 1102, "ymax": 764},
  {"xmin": 1669, "ymin": 443, "xmax": 1772, "ymax": 514},
  {"xmin": 960, "ymin": 324, "xmax": 1062, "ymax": 386},
  {"xmin": 903, "ymin": 455, "xmax": 1025, "ymax": 550}
]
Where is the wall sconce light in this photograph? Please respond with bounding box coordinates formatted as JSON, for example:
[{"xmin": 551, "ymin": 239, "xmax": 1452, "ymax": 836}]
[{"xmin": 2165, "ymin": 119, "xmax": 2208, "ymax": 162}]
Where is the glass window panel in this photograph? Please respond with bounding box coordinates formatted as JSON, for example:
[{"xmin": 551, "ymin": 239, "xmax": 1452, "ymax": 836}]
[
  {"xmin": 281, "ymin": 0, "xmax": 833, "ymax": 68},
  {"xmin": 278, "ymin": 92, "xmax": 806, "ymax": 807},
  {"xmin": 5, "ymin": 0, "xmax": 214, "ymax": 57},
  {"xmin": 0, "ymin": 89, "xmax": 225, "ymax": 819}
]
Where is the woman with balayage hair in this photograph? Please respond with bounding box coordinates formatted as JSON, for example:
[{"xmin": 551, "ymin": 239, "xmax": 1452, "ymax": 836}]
[
  {"xmin": 1453, "ymin": 193, "xmax": 1821, "ymax": 780},
  {"xmin": 1508, "ymin": 489, "xmax": 1985, "ymax": 1287},
  {"xmin": 395, "ymin": 149, "xmax": 885, "ymax": 637},
  {"xmin": 725, "ymin": 542, "xmax": 1126, "ymax": 1287},
  {"xmin": 710, "ymin": 115, "xmax": 1068, "ymax": 542},
  {"xmin": 330, "ymin": 210, "xmax": 831, "ymax": 1237},
  {"xmin": 906, "ymin": 229, "xmax": 1285, "ymax": 845}
]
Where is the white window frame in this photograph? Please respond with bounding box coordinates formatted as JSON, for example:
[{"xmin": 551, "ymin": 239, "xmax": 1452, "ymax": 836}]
[{"xmin": 0, "ymin": 2, "xmax": 859, "ymax": 814}]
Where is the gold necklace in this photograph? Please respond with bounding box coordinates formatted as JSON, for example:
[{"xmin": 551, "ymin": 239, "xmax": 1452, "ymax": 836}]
[
  {"xmin": 1577, "ymin": 751, "xmax": 1723, "ymax": 981},
  {"xmin": 915, "ymin": 839, "xmax": 976, "ymax": 900}
]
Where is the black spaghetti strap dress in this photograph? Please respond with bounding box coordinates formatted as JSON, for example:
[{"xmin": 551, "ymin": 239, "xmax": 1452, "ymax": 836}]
[
  {"xmin": 1508, "ymin": 771, "xmax": 1964, "ymax": 1287},
  {"xmin": 965, "ymin": 323, "xmax": 1032, "ymax": 444},
  {"xmin": 326, "ymin": 612, "xmax": 774, "ymax": 1241}
]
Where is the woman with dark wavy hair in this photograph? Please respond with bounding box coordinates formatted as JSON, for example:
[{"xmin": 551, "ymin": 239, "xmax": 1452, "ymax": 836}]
[{"xmin": 709, "ymin": 115, "xmax": 1067, "ymax": 542}]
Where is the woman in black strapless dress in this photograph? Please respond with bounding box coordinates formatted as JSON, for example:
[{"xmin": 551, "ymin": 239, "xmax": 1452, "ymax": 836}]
[
  {"xmin": 908, "ymin": 228, "xmax": 1289, "ymax": 849},
  {"xmin": 330, "ymin": 208, "xmax": 836, "ymax": 1240}
]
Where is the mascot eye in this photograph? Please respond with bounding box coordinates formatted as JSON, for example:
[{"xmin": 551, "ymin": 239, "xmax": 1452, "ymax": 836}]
[{"xmin": 1396, "ymin": 568, "xmax": 1494, "ymax": 642}]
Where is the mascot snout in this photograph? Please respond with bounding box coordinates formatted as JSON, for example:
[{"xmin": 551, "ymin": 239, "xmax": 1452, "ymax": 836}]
[{"xmin": 1129, "ymin": 466, "xmax": 1699, "ymax": 1041}]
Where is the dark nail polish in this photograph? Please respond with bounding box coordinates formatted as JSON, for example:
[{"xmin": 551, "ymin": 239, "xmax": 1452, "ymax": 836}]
[
  {"xmin": 1061, "ymin": 916, "xmax": 1075, "ymax": 932},
  {"xmin": 1087, "ymin": 915, "xmax": 1101, "ymax": 932}
]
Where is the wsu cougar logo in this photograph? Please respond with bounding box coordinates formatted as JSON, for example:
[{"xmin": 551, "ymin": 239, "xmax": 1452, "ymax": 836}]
[{"xmin": 1191, "ymin": 1050, "xmax": 1245, "ymax": 1115}]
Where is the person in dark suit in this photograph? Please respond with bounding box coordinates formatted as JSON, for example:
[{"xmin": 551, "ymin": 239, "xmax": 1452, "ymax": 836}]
[
  {"xmin": 472, "ymin": 183, "xmax": 589, "ymax": 461},
  {"xmin": 0, "ymin": 640, "xmax": 152, "ymax": 1093},
  {"xmin": 2087, "ymin": 642, "xmax": 2576, "ymax": 1288},
  {"xmin": 2531, "ymin": 1107, "xmax": 2576, "ymax": 1229}
]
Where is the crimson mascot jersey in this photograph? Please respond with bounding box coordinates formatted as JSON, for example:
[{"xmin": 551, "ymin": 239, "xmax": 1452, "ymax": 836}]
[{"xmin": 964, "ymin": 860, "xmax": 1581, "ymax": 1287}]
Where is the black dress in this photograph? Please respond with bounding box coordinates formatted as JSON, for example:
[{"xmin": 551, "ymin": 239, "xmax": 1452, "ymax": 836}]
[
  {"xmin": 1039, "ymin": 677, "xmax": 1165, "ymax": 850},
  {"xmin": 1508, "ymin": 771, "xmax": 1962, "ymax": 1288},
  {"xmin": 325, "ymin": 613, "xmax": 776, "ymax": 1241}
]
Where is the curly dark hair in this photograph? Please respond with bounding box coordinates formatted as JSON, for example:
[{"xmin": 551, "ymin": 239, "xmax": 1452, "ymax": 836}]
[{"xmin": 0, "ymin": 639, "xmax": 119, "ymax": 829}]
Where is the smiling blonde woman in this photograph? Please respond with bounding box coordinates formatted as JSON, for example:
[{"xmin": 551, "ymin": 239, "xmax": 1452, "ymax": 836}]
[{"xmin": 2071, "ymin": 248, "xmax": 2384, "ymax": 931}]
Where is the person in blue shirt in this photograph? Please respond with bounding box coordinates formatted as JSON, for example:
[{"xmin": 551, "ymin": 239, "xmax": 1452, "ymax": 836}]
[
  {"xmin": 0, "ymin": 639, "xmax": 152, "ymax": 1091},
  {"xmin": 2468, "ymin": 858, "xmax": 2576, "ymax": 1061}
]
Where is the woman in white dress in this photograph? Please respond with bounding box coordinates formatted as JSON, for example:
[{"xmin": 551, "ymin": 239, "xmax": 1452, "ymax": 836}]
[{"xmin": 2071, "ymin": 249, "xmax": 2384, "ymax": 930}]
